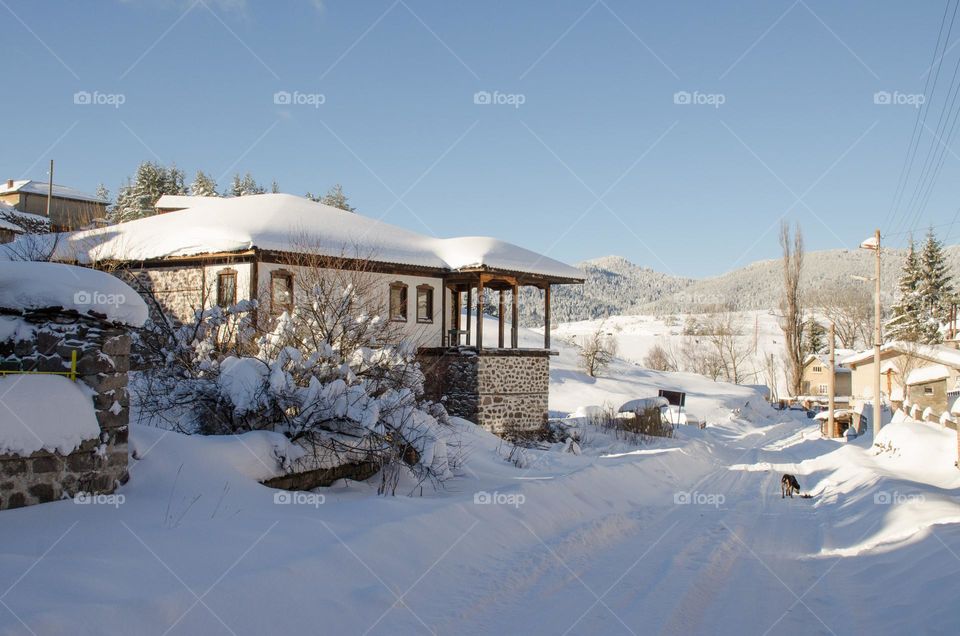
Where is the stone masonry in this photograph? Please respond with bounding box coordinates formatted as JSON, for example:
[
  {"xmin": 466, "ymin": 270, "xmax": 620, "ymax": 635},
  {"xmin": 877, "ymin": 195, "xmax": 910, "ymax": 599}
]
[
  {"xmin": 419, "ymin": 348, "xmax": 550, "ymax": 436},
  {"xmin": 0, "ymin": 310, "xmax": 132, "ymax": 509}
]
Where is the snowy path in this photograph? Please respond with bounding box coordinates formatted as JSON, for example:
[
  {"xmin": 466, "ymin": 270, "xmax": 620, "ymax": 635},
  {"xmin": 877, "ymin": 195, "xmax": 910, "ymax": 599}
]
[{"xmin": 2, "ymin": 418, "xmax": 960, "ymax": 635}]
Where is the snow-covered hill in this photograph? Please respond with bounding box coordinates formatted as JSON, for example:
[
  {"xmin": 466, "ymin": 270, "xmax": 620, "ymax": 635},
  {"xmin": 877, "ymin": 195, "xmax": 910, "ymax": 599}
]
[{"xmin": 521, "ymin": 245, "xmax": 960, "ymax": 324}]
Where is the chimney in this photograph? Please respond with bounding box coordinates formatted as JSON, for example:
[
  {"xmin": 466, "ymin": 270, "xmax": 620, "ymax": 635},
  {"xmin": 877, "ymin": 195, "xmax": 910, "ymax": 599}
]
[{"xmin": 5, "ymin": 179, "xmax": 12, "ymax": 189}]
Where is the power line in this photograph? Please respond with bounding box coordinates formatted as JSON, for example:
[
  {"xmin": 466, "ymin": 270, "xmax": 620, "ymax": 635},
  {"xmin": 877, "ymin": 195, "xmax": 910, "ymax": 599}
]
[{"xmin": 885, "ymin": 0, "xmax": 956, "ymax": 230}]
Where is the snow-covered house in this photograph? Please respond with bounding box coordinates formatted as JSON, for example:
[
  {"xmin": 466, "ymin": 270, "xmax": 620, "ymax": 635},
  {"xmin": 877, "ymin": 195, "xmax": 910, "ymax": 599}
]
[
  {"xmin": 0, "ymin": 201, "xmax": 49, "ymax": 244},
  {"xmin": 18, "ymin": 193, "xmax": 584, "ymax": 434},
  {"xmin": 798, "ymin": 353, "xmax": 852, "ymax": 407},
  {"xmin": 0, "ymin": 179, "xmax": 107, "ymax": 231},
  {"xmin": 842, "ymin": 342, "xmax": 960, "ymax": 414}
]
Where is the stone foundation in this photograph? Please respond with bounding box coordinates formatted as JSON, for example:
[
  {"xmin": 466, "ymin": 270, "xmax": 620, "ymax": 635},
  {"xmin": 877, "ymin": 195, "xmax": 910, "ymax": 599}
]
[
  {"xmin": 0, "ymin": 310, "xmax": 132, "ymax": 509},
  {"xmin": 419, "ymin": 348, "xmax": 550, "ymax": 436}
]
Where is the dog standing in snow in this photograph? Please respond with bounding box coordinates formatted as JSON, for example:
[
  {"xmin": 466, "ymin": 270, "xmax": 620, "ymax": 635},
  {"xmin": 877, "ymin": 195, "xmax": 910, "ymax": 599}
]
[{"xmin": 781, "ymin": 474, "xmax": 800, "ymax": 498}]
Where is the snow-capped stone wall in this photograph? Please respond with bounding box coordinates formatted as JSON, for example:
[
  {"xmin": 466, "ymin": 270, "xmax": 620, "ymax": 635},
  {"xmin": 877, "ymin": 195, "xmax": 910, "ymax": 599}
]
[
  {"xmin": 419, "ymin": 348, "xmax": 550, "ymax": 436},
  {"xmin": 0, "ymin": 311, "xmax": 134, "ymax": 509}
]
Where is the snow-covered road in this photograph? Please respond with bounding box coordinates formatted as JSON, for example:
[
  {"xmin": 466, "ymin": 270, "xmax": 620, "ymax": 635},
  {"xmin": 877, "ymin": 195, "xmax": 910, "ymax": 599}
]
[{"xmin": 2, "ymin": 416, "xmax": 959, "ymax": 635}]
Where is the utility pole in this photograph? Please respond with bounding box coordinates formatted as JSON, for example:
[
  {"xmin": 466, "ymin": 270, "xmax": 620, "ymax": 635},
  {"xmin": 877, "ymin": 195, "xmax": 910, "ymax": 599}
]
[
  {"xmin": 828, "ymin": 322, "xmax": 836, "ymax": 438},
  {"xmin": 872, "ymin": 228, "xmax": 882, "ymax": 440},
  {"xmin": 46, "ymin": 159, "xmax": 54, "ymax": 222}
]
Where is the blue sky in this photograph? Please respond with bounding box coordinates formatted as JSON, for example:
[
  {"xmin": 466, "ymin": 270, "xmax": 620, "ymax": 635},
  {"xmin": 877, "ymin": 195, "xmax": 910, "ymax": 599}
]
[{"xmin": 0, "ymin": 0, "xmax": 956, "ymax": 277}]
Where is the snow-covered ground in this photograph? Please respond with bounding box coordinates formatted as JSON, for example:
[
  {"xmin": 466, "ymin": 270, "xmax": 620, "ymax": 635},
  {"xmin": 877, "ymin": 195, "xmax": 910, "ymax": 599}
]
[
  {"xmin": 1, "ymin": 320, "xmax": 959, "ymax": 635},
  {"xmin": 550, "ymin": 311, "xmax": 789, "ymax": 397}
]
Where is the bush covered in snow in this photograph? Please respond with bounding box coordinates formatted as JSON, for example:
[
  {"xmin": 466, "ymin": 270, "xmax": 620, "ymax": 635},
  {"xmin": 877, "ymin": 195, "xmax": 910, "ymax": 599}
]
[{"xmin": 134, "ymin": 269, "xmax": 456, "ymax": 494}]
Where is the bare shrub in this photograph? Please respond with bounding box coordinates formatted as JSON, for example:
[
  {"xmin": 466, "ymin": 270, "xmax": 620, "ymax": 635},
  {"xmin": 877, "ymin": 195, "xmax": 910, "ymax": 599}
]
[{"xmin": 578, "ymin": 322, "xmax": 618, "ymax": 377}]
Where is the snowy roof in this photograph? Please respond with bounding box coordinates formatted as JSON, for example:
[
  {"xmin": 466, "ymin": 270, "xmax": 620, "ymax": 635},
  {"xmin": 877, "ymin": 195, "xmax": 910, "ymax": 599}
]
[
  {"xmin": 155, "ymin": 194, "xmax": 218, "ymax": 209},
  {"xmin": 802, "ymin": 354, "xmax": 851, "ymax": 373},
  {"xmin": 0, "ymin": 261, "xmax": 148, "ymax": 326},
  {"xmin": 905, "ymin": 364, "xmax": 951, "ymax": 386},
  {"xmin": 841, "ymin": 342, "xmax": 960, "ymax": 370},
  {"xmin": 0, "ymin": 179, "xmax": 107, "ymax": 204},
  {"xmin": 0, "ymin": 202, "xmax": 50, "ymax": 233},
  {"xmin": 14, "ymin": 194, "xmax": 584, "ymax": 281}
]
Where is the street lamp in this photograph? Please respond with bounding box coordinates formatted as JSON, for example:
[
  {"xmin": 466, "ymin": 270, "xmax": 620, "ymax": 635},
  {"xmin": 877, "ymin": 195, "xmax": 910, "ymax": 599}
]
[{"xmin": 859, "ymin": 229, "xmax": 882, "ymax": 441}]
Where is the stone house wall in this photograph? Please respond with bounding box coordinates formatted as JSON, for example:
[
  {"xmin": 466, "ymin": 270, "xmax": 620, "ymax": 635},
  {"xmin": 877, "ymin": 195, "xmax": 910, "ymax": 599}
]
[
  {"xmin": 419, "ymin": 348, "xmax": 550, "ymax": 436},
  {"xmin": 908, "ymin": 379, "xmax": 948, "ymax": 414},
  {"xmin": 0, "ymin": 310, "xmax": 131, "ymax": 509}
]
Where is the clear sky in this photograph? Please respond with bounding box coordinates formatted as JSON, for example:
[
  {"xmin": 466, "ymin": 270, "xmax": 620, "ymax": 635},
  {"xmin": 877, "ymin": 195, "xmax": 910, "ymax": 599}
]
[{"xmin": 1, "ymin": 0, "xmax": 957, "ymax": 277}]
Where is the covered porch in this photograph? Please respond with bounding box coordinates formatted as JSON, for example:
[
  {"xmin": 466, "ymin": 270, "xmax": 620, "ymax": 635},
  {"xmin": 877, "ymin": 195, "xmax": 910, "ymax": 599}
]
[{"xmin": 440, "ymin": 270, "xmax": 565, "ymax": 351}]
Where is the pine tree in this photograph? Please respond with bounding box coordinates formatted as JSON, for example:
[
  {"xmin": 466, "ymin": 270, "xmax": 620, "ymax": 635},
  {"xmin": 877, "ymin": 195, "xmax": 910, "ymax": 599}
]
[
  {"xmin": 228, "ymin": 173, "xmax": 265, "ymax": 197},
  {"xmin": 109, "ymin": 161, "xmax": 190, "ymax": 223},
  {"xmin": 95, "ymin": 183, "xmax": 110, "ymax": 204},
  {"xmin": 886, "ymin": 237, "xmax": 925, "ymax": 342},
  {"xmin": 190, "ymin": 171, "xmax": 219, "ymax": 197},
  {"xmin": 917, "ymin": 227, "xmax": 954, "ymax": 343},
  {"xmin": 801, "ymin": 318, "xmax": 826, "ymax": 355},
  {"xmin": 271, "ymin": 180, "xmax": 280, "ymax": 194},
  {"xmin": 319, "ymin": 183, "xmax": 356, "ymax": 212}
]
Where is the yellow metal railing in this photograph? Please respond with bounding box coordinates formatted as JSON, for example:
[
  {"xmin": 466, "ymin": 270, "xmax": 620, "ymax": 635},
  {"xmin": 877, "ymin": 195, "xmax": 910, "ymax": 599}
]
[{"xmin": 0, "ymin": 350, "xmax": 78, "ymax": 381}]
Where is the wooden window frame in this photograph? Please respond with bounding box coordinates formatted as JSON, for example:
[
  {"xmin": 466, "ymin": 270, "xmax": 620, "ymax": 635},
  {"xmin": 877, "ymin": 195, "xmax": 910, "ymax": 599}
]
[
  {"xmin": 416, "ymin": 284, "xmax": 434, "ymax": 324},
  {"xmin": 270, "ymin": 269, "xmax": 295, "ymax": 314},
  {"xmin": 389, "ymin": 282, "xmax": 408, "ymax": 322},
  {"xmin": 924, "ymin": 386, "xmax": 935, "ymax": 396},
  {"xmin": 216, "ymin": 268, "xmax": 238, "ymax": 308}
]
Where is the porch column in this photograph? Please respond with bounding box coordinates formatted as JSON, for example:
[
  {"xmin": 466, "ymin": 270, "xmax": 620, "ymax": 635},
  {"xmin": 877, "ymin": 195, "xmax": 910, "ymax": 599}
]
[
  {"xmin": 453, "ymin": 289, "xmax": 461, "ymax": 345},
  {"xmin": 476, "ymin": 277, "xmax": 484, "ymax": 351},
  {"xmin": 441, "ymin": 282, "xmax": 448, "ymax": 347},
  {"xmin": 498, "ymin": 290, "xmax": 505, "ymax": 348},
  {"xmin": 511, "ymin": 283, "xmax": 519, "ymax": 348},
  {"xmin": 544, "ymin": 283, "xmax": 551, "ymax": 349},
  {"xmin": 465, "ymin": 287, "xmax": 472, "ymax": 346}
]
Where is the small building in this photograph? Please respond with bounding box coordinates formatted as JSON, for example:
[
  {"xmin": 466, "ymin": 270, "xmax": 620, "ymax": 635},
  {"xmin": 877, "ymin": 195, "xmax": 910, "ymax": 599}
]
[
  {"xmin": 798, "ymin": 353, "xmax": 852, "ymax": 407},
  {"xmin": 15, "ymin": 193, "xmax": 584, "ymax": 436},
  {"xmin": 0, "ymin": 179, "xmax": 107, "ymax": 231},
  {"xmin": 842, "ymin": 342, "xmax": 960, "ymax": 413}
]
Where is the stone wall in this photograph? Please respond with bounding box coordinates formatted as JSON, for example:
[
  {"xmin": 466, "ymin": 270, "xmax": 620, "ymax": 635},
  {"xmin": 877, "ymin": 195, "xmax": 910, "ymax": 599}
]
[
  {"xmin": 419, "ymin": 348, "xmax": 550, "ymax": 436},
  {"xmin": 123, "ymin": 266, "xmax": 205, "ymax": 324},
  {"xmin": 0, "ymin": 310, "xmax": 131, "ymax": 509}
]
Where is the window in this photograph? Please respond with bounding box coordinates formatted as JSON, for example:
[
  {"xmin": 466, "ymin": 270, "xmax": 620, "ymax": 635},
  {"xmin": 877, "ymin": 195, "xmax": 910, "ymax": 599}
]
[
  {"xmin": 818, "ymin": 384, "xmax": 828, "ymax": 395},
  {"xmin": 270, "ymin": 270, "xmax": 294, "ymax": 313},
  {"xmin": 416, "ymin": 285, "xmax": 434, "ymax": 323},
  {"xmin": 924, "ymin": 386, "xmax": 935, "ymax": 396},
  {"xmin": 216, "ymin": 270, "xmax": 237, "ymax": 307},
  {"xmin": 812, "ymin": 365, "xmax": 824, "ymax": 374},
  {"xmin": 389, "ymin": 282, "xmax": 408, "ymax": 321}
]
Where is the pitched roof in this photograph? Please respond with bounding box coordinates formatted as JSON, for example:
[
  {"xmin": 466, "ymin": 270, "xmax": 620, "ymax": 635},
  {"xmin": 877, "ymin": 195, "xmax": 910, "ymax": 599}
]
[
  {"xmin": 841, "ymin": 342, "xmax": 960, "ymax": 370},
  {"xmin": 905, "ymin": 364, "xmax": 951, "ymax": 385},
  {"xmin": 0, "ymin": 202, "xmax": 50, "ymax": 233},
  {"xmin": 0, "ymin": 180, "xmax": 107, "ymax": 204},
  {"xmin": 8, "ymin": 194, "xmax": 584, "ymax": 281}
]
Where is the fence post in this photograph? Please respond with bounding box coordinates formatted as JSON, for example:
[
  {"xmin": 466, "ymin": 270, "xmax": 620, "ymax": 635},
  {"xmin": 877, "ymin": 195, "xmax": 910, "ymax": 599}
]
[{"xmin": 70, "ymin": 350, "xmax": 77, "ymax": 381}]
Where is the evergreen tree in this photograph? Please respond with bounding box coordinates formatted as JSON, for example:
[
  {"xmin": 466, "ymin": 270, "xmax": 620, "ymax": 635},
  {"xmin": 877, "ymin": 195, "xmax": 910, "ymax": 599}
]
[
  {"xmin": 801, "ymin": 318, "xmax": 826, "ymax": 355},
  {"xmin": 228, "ymin": 172, "xmax": 265, "ymax": 197},
  {"xmin": 109, "ymin": 161, "xmax": 189, "ymax": 223},
  {"xmin": 271, "ymin": 180, "xmax": 280, "ymax": 194},
  {"xmin": 918, "ymin": 227, "xmax": 954, "ymax": 343},
  {"xmin": 320, "ymin": 183, "xmax": 356, "ymax": 212},
  {"xmin": 886, "ymin": 237, "xmax": 925, "ymax": 342},
  {"xmin": 95, "ymin": 183, "xmax": 110, "ymax": 204},
  {"xmin": 190, "ymin": 171, "xmax": 219, "ymax": 197}
]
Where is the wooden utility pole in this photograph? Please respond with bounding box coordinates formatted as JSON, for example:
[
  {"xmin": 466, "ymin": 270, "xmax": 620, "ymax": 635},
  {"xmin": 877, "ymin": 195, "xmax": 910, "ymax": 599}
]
[
  {"xmin": 873, "ymin": 229, "xmax": 882, "ymax": 439},
  {"xmin": 828, "ymin": 322, "xmax": 836, "ymax": 438},
  {"xmin": 46, "ymin": 159, "xmax": 54, "ymax": 221}
]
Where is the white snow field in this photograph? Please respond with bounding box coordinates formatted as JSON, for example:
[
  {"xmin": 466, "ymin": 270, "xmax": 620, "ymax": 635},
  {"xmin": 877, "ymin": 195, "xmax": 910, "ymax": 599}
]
[{"xmin": 1, "ymin": 321, "xmax": 959, "ymax": 635}]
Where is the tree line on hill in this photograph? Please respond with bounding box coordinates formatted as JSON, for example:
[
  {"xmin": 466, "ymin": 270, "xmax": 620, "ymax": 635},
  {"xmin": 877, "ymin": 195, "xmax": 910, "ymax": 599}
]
[{"xmin": 101, "ymin": 161, "xmax": 356, "ymax": 224}]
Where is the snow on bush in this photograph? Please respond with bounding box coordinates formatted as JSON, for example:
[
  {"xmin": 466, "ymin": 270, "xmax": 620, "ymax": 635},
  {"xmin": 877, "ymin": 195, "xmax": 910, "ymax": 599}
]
[
  {"xmin": 0, "ymin": 375, "xmax": 100, "ymax": 456},
  {"xmin": 134, "ymin": 266, "xmax": 455, "ymax": 494}
]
